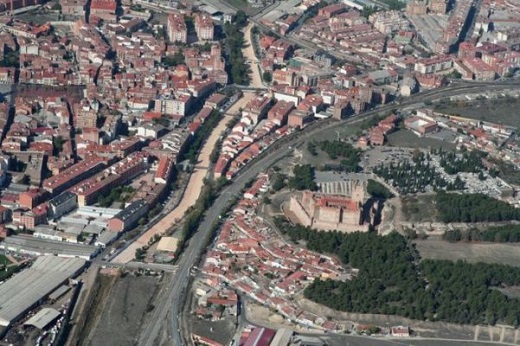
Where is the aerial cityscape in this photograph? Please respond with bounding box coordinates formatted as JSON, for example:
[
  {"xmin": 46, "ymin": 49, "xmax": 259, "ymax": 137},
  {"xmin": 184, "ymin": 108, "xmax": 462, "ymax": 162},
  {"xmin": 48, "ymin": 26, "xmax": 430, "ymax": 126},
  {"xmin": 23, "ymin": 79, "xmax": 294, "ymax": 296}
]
[{"xmin": 0, "ymin": 0, "xmax": 519, "ymax": 344}]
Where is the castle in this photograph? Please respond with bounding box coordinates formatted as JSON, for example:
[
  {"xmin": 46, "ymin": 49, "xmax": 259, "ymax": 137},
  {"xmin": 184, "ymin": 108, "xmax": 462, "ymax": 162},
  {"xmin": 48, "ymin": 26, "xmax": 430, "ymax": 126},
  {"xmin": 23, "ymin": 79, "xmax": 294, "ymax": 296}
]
[{"xmin": 288, "ymin": 180, "xmax": 374, "ymax": 233}]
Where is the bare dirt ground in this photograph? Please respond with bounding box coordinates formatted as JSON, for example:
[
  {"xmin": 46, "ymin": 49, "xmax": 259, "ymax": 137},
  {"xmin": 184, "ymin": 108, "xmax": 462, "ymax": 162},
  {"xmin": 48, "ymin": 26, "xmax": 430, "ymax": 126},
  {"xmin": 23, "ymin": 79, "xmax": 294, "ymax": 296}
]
[
  {"xmin": 415, "ymin": 239, "xmax": 520, "ymax": 267},
  {"xmin": 190, "ymin": 318, "xmax": 236, "ymax": 345},
  {"xmin": 387, "ymin": 129, "xmax": 456, "ymax": 150},
  {"xmin": 243, "ymin": 23, "xmax": 264, "ymax": 89},
  {"xmin": 113, "ymin": 93, "xmax": 255, "ymax": 263},
  {"xmin": 435, "ymin": 98, "xmax": 520, "ymax": 127},
  {"xmin": 401, "ymin": 194, "xmax": 438, "ymax": 223},
  {"xmin": 88, "ymin": 274, "xmax": 163, "ymax": 346}
]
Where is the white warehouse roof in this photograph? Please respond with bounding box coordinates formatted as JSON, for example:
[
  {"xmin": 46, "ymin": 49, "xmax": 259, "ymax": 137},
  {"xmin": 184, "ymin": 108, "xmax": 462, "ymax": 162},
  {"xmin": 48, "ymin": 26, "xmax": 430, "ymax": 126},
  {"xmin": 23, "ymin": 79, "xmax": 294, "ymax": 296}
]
[{"xmin": 0, "ymin": 256, "xmax": 86, "ymax": 327}]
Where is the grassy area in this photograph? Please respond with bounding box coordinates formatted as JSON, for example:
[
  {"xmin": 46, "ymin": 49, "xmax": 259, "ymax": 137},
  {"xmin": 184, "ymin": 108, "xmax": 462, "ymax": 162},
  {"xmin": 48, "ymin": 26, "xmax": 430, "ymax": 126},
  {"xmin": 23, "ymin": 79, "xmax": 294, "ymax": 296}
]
[
  {"xmin": 434, "ymin": 98, "xmax": 520, "ymax": 127},
  {"xmin": 0, "ymin": 265, "xmax": 20, "ymax": 281},
  {"xmin": 387, "ymin": 129, "xmax": 456, "ymax": 150},
  {"xmin": 0, "ymin": 254, "xmax": 11, "ymax": 266},
  {"xmin": 415, "ymin": 239, "xmax": 520, "ymax": 267},
  {"xmin": 401, "ymin": 194, "xmax": 438, "ymax": 222},
  {"xmin": 222, "ymin": 0, "xmax": 256, "ymax": 14}
]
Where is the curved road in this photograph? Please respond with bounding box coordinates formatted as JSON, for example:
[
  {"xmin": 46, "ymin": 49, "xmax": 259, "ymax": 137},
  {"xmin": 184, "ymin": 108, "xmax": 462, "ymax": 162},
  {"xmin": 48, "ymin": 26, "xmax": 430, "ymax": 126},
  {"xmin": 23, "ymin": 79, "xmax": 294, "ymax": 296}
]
[{"xmin": 138, "ymin": 80, "xmax": 520, "ymax": 346}]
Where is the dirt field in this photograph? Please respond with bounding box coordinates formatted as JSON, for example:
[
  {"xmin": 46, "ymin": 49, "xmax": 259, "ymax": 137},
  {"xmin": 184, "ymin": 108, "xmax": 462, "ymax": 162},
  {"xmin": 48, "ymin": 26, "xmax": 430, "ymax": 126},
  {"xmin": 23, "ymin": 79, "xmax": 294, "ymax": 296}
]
[
  {"xmin": 112, "ymin": 93, "xmax": 255, "ymax": 263},
  {"xmin": 435, "ymin": 98, "xmax": 520, "ymax": 127},
  {"xmin": 243, "ymin": 23, "xmax": 264, "ymax": 89},
  {"xmin": 88, "ymin": 274, "xmax": 163, "ymax": 346},
  {"xmin": 223, "ymin": 0, "xmax": 257, "ymax": 15},
  {"xmin": 387, "ymin": 129, "xmax": 456, "ymax": 150},
  {"xmin": 401, "ymin": 195, "xmax": 438, "ymax": 223},
  {"xmin": 415, "ymin": 239, "xmax": 520, "ymax": 267},
  {"xmin": 190, "ymin": 318, "xmax": 236, "ymax": 345}
]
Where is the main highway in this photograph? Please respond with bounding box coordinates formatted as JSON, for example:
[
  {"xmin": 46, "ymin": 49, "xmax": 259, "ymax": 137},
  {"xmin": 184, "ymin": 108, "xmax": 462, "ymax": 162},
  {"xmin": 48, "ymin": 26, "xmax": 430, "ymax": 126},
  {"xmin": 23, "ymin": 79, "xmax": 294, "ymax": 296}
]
[{"xmin": 134, "ymin": 79, "xmax": 520, "ymax": 346}]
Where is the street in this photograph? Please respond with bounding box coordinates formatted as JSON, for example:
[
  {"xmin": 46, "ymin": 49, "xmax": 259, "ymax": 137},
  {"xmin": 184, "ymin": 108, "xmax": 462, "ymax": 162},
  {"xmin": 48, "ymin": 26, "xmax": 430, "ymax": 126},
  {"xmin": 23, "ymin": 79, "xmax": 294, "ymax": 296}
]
[{"xmin": 147, "ymin": 80, "xmax": 520, "ymax": 346}]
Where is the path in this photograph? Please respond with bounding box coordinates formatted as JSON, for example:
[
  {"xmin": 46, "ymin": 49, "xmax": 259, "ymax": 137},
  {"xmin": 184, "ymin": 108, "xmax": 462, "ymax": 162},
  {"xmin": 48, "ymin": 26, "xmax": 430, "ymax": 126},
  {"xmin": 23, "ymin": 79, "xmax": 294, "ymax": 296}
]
[
  {"xmin": 111, "ymin": 93, "xmax": 255, "ymax": 263},
  {"xmin": 243, "ymin": 23, "xmax": 264, "ymax": 89}
]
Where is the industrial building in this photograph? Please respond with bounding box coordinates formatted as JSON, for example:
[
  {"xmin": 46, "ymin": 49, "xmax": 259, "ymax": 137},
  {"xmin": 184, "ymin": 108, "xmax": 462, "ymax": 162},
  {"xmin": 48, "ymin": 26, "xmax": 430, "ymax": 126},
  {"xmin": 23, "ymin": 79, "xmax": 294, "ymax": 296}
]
[
  {"xmin": 107, "ymin": 199, "xmax": 148, "ymax": 232},
  {"xmin": 94, "ymin": 230, "xmax": 119, "ymax": 247},
  {"xmin": 0, "ymin": 235, "xmax": 99, "ymax": 260},
  {"xmin": 24, "ymin": 308, "xmax": 61, "ymax": 330},
  {"xmin": 49, "ymin": 191, "xmax": 78, "ymax": 219},
  {"xmin": 0, "ymin": 256, "xmax": 86, "ymax": 327}
]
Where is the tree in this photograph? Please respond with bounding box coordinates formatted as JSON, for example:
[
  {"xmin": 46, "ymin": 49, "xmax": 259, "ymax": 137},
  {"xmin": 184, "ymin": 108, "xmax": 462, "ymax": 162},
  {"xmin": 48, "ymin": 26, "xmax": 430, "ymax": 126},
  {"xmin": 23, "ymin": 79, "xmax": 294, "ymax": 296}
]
[
  {"xmin": 436, "ymin": 192, "xmax": 520, "ymax": 223},
  {"xmin": 0, "ymin": 50, "xmax": 19, "ymax": 68},
  {"xmin": 235, "ymin": 10, "xmax": 247, "ymax": 28},
  {"xmin": 163, "ymin": 50, "xmax": 185, "ymax": 67},
  {"xmin": 361, "ymin": 5, "xmax": 379, "ymax": 18},
  {"xmin": 262, "ymin": 71, "xmax": 272, "ymax": 83},
  {"xmin": 288, "ymin": 164, "xmax": 317, "ymax": 190},
  {"xmin": 366, "ymin": 179, "xmax": 394, "ymax": 199},
  {"xmin": 274, "ymin": 218, "xmax": 520, "ymax": 327},
  {"xmin": 53, "ymin": 136, "xmax": 65, "ymax": 155},
  {"xmin": 271, "ymin": 173, "xmax": 286, "ymax": 191}
]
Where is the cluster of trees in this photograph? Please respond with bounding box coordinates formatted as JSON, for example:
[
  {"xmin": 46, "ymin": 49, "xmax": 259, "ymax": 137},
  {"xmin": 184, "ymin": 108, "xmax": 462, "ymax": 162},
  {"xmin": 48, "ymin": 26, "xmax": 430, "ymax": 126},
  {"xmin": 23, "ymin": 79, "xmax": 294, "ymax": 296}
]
[
  {"xmin": 0, "ymin": 50, "xmax": 19, "ymax": 68},
  {"xmin": 361, "ymin": 5, "xmax": 380, "ymax": 18},
  {"xmin": 182, "ymin": 109, "xmax": 221, "ymax": 164},
  {"xmin": 175, "ymin": 179, "xmax": 219, "ymax": 258},
  {"xmin": 262, "ymin": 71, "xmax": 272, "ymax": 83},
  {"xmin": 224, "ymin": 19, "xmax": 249, "ymax": 85},
  {"xmin": 53, "ymin": 136, "xmax": 65, "ymax": 155},
  {"xmin": 360, "ymin": 114, "xmax": 385, "ymax": 130},
  {"xmin": 210, "ymin": 139, "xmax": 222, "ymax": 164},
  {"xmin": 308, "ymin": 140, "xmax": 361, "ymax": 172},
  {"xmin": 0, "ymin": 264, "xmax": 21, "ymax": 281},
  {"xmin": 162, "ymin": 50, "xmax": 185, "ymax": 67},
  {"xmin": 97, "ymin": 186, "xmax": 135, "ymax": 207},
  {"xmin": 273, "ymin": 217, "xmax": 520, "ymax": 326},
  {"xmin": 374, "ymin": 156, "xmax": 464, "ymax": 194},
  {"xmin": 436, "ymin": 192, "xmax": 520, "ymax": 223},
  {"xmin": 379, "ymin": 0, "xmax": 406, "ymax": 10},
  {"xmin": 234, "ymin": 10, "xmax": 248, "ymax": 27},
  {"xmin": 152, "ymin": 115, "xmax": 171, "ymax": 127},
  {"xmin": 443, "ymin": 225, "xmax": 520, "ymax": 243},
  {"xmin": 271, "ymin": 172, "xmax": 287, "ymax": 191},
  {"xmin": 436, "ymin": 149, "xmax": 485, "ymax": 175},
  {"xmin": 288, "ymin": 164, "xmax": 317, "ymax": 190},
  {"xmin": 366, "ymin": 179, "xmax": 394, "ymax": 199}
]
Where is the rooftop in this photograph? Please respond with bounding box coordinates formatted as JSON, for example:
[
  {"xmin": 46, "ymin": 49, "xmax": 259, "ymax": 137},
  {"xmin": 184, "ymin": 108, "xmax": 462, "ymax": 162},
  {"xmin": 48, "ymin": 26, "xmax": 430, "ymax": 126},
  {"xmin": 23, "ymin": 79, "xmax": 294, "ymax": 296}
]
[
  {"xmin": 24, "ymin": 308, "xmax": 60, "ymax": 330},
  {"xmin": 0, "ymin": 256, "xmax": 86, "ymax": 327}
]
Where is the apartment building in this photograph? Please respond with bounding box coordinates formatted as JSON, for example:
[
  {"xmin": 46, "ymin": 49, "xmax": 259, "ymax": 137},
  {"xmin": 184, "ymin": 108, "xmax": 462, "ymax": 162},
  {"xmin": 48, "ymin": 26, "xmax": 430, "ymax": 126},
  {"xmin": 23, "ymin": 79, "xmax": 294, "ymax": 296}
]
[
  {"xmin": 194, "ymin": 12, "xmax": 214, "ymax": 41},
  {"xmin": 167, "ymin": 12, "xmax": 188, "ymax": 44}
]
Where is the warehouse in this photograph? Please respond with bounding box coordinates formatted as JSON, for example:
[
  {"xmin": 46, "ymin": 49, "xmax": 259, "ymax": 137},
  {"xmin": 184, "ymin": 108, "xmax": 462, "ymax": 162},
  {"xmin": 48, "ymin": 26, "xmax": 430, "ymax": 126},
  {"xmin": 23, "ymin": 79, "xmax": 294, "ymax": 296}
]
[
  {"xmin": 0, "ymin": 234, "xmax": 99, "ymax": 260},
  {"xmin": 24, "ymin": 308, "xmax": 61, "ymax": 330},
  {"xmin": 0, "ymin": 256, "xmax": 86, "ymax": 327},
  {"xmin": 107, "ymin": 199, "xmax": 148, "ymax": 232}
]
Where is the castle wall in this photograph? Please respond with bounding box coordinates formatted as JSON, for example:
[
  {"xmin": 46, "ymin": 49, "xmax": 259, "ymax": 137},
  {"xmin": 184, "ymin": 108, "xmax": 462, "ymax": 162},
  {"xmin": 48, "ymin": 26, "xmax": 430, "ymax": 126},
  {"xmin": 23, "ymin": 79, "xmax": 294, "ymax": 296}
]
[{"xmin": 289, "ymin": 196, "xmax": 313, "ymax": 227}]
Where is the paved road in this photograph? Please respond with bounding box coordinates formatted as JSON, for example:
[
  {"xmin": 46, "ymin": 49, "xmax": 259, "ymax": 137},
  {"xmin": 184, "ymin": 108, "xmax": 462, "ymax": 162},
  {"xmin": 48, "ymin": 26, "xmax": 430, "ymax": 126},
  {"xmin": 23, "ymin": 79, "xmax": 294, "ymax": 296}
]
[
  {"xmin": 241, "ymin": 298, "xmax": 518, "ymax": 346},
  {"xmin": 138, "ymin": 80, "xmax": 520, "ymax": 346}
]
